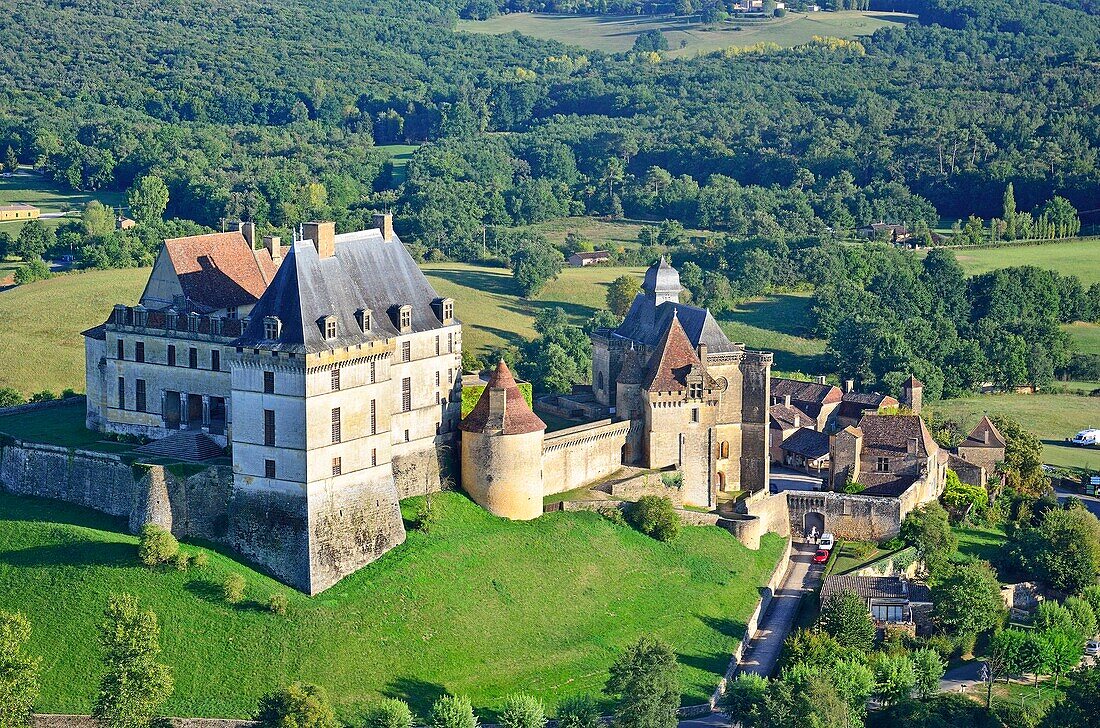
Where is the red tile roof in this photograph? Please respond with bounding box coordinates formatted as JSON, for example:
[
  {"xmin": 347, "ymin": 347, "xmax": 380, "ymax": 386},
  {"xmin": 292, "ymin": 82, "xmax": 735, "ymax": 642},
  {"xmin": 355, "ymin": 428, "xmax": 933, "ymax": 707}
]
[
  {"xmin": 643, "ymin": 311, "xmax": 706, "ymax": 392},
  {"xmin": 164, "ymin": 232, "xmax": 279, "ymax": 311},
  {"xmin": 960, "ymin": 416, "xmax": 1006, "ymax": 448},
  {"xmin": 460, "ymin": 361, "xmax": 546, "ymax": 435}
]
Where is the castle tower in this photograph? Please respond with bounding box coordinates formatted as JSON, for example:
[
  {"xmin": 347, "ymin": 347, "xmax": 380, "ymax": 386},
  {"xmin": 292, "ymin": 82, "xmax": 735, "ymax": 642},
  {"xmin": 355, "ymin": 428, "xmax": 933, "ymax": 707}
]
[
  {"xmin": 642, "ymin": 256, "xmax": 682, "ymax": 305},
  {"xmin": 460, "ymin": 361, "xmax": 547, "ymax": 520},
  {"xmin": 901, "ymin": 375, "xmax": 923, "ymax": 414}
]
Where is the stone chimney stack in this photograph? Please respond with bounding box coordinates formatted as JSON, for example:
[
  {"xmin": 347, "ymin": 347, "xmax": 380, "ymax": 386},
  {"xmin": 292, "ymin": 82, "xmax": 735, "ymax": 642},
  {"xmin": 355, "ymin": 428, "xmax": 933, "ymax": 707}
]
[
  {"xmin": 830, "ymin": 426, "xmax": 863, "ymax": 490},
  {"xmin": 240, "ymin": 221, "xmax": 256, "ymax": 250},
  {"xmin": 264, "ymin": 235, "xmax": 282, "ymax": 263},
  {"xmin": 844, "ymin": 379, "xmax": 855, "ymax": 394},
  {"xmin": 697, "ymin": 342, "xmax": 708, "ymax": 362},
  {"xmin": 374, "ymin": 213, "xmax": 395, "ymax": 241},
  {"xmin": 783, "ymin": 394, "xmax": 792, "ymax": 407},
  {"xmin": 901, "ymin": 375, "xmax": 924, "ymax": 414},
  {"xmin": 815, "ymin": 375, "xmax": 827, "ymax": 385},
  {"xmin": 302, "ymin": 221, "xmax": 336, "ymax": 259}
]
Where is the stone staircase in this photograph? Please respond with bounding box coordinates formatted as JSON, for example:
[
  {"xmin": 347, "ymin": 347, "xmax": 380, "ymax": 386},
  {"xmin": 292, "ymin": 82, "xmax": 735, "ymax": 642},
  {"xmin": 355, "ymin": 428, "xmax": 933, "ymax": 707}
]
[{"xmin": 133, "ymin": 431, "xmax": 224, "ymax": 462}]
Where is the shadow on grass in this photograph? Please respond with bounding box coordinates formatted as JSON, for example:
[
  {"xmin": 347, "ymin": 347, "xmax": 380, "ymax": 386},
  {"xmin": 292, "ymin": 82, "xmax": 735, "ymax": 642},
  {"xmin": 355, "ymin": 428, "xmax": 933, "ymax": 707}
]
[
  {"xmin": 383, "ymin": 676, "xmax": 448, "ymax": 716},
  {"xmin": 0, "ymin": 492, "xmax": 129, "ymax": 532},
  {"xmin": 498, "ymin": 298, "xmax": 596, "ymax": 322},
  {"xmin": 726, "ymin": 294, "xmax": 816, "ymax": 339},
  {"xmin": 0, "ymin": 540, "xmax": 135, "ymax": 568},
  {"xmin": 426, "ymin": 268, "xmax": 521, "ymax": 298},
  {"xmin": 698, "ymin": 614, "xmax": 748, "ymax": 640}
]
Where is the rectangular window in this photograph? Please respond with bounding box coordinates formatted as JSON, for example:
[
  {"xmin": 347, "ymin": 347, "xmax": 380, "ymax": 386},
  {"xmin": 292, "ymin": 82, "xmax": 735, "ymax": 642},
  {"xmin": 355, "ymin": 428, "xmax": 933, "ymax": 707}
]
[
  {"xmin": 135, "ymin": 379, "xmax": 146, "ymax": 412},
  {"xmin": 135, "ymin": 341, "xmax": 145, "ymax": 363},
  {"xmin": 435, "ymin": 391, "xmax": 440, "ymax": 405},
  {"xmin": 400, "ymin": 308, "xmax": 411, "ymax": 330},
  {"xmin": 331, "ymin": 368, "xmax": 341, "ymax": 391},
  {"xmin": 435, "ymin": 371, "xmax": 440, "ymax": 386},
  {"xmin": 264, "ymin": 409, "xmax": 275, "ymax": 446},
  {"xmin": 370, "ymin": 360, "xmax": 376, "ymax": 383},
  {"xmin": 876, "ymin": 457, "xmax": 891, "ymax": 473},
  {"xmin": 264, "ymin": 459, "xmax": 276, "ymax": 478},
  {"xmin": 211, "ymin": 349, "xmax": 220, "ymax": 372},
  {"xmin": 117, "ymin": 339, "xmax": 124, "ymax": 360},
  {"xmin": 402, "ymin": 378, "xmax": 411, "ymax": 412},
  {"xmin": 404, "ymin": 429, "xmax": 410, "ymax": 443},
  {"xmin": 448, "ymin": 368, "xmax": 453, "ymax": 385},
  {"xmin": 332, "ymin": 457, "xmax": 342, "ymax": 477},
  {"xmin": 188, "ymin": 347, "xmax": 198, "ymax": 369},
  {"xmin": 263, "ymin": 371, "xmax": 275, "ymax": 394},
  {"xmin": 117, "ymin": 377, "xmax": 125, "ymax": 409},
  {"xmin": 370, "ymin": 399, "xmax": 377, "ymax": 435},
  {"xmin": 331, "ymin": 407, "xmax": 341, "ymax": 444},
  {"xmin": 167, "ymin": 345, "xmax": 176, "ymax": 367},
  {"xmin": 227, "ymin": 306, "xmax": 238, "ymax": 320},
  {"xmin": 402, "ymin": 341, "xmax": 411, "ymax": 362},
  {"xmin": 371, "ymin": 448, "xmax": 377, "ymax": 467},
  {"xmin": 435, "ymin": 336, "xmax": 440, "ymax": 356},
  {"xmin": 691, "ymin": 408, "xmax": 700, "ymax": 423},
  {"xmin": 448, "ymin": 332, "xmax": 454, "ymax": 353}
]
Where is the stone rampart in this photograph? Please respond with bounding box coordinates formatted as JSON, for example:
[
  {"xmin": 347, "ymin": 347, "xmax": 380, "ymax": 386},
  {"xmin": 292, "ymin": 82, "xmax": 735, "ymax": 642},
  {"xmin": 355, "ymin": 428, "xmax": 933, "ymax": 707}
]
[
  {"xmin": 542, "ymin": 419, "xmax": 633, "ymax": 495},
  {"xmin": 786, "ymin": 489, "xmax": 905, "ymax": 541}
]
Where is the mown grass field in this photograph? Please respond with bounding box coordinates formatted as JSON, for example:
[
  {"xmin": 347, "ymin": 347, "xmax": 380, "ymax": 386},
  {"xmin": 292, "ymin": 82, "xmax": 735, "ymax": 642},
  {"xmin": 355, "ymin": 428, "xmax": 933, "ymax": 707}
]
[
  {"xmin": 1064, "ymin": 321, "xmax": 1100, "ymax": 354},
  {"xmin": 514, "ymin": 216, "xmax": 711, "ymax": 249},
  {"xmin": 950, "ymin": 237, "xmax": 1100, "ymax": 284},
  {"xmin": 929, "ymin": 394, "xmax": 1100, "ymax": 470},
  {"xmin": 0, "ymin": 491, "xmax": 784, "ymax": 719},
  {"xmin": 458, "ymin": 11, "xmax": 913, "ymax": 56},
  {"xmin": 377, "ymin": 144, "xmax": 421, "ymax": 184},
  {"xmin": 720, "ymin": 292, "xmax": 826, "ymax": 375},
  {"xmin": 0, "ymin": 172, "xmax": 124, "ymax": 238}
]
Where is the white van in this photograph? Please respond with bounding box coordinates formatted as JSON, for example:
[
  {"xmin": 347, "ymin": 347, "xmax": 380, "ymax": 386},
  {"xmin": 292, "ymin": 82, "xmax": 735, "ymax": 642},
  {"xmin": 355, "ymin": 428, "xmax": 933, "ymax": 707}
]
[{"xmin": 1071, "ymin": 429, "xmax": 1100, "ymax": 447}]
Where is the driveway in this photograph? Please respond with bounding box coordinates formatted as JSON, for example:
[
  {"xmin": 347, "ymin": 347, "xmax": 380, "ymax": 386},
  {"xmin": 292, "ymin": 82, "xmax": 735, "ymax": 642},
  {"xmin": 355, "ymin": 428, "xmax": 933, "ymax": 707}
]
[
  {"xmin": 769, "ymin": 466, "xmax": 823, "ymax": 493},
  {"xmin": 1054, "ymin": 482, "xmax": 1100, "ymax": 519},
  {"xmin": 736, "ymin": 542, "xmax": 824, "ymax": 677}
]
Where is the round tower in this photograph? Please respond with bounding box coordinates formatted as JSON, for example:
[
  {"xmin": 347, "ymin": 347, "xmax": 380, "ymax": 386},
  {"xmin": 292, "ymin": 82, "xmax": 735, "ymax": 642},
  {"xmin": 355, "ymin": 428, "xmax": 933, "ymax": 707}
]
[{"xmin": 459, "ymin": 361, "xmax": 546, "ymax": 520}]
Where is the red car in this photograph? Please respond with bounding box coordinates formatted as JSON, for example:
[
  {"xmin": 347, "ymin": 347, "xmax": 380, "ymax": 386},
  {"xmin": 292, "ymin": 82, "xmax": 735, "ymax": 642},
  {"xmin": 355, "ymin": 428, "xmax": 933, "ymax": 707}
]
[{"xmin": 813, "ymin": 549, "xmax": 830, "ymax": 564}]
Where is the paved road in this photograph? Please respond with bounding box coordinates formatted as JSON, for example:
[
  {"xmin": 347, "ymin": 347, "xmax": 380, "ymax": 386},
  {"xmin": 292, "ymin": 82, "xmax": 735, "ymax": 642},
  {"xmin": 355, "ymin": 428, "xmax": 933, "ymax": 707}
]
[
  {"xmin": 735, "ymin": 543, "xmax": 824, "ymax": 677},
  {"xmin": 1054, "ymin": 482, "xmax": 1100, "ymax": 518},
  {"xmin": 679, "ymin": 712, "xmax": 732, "ymax": 728},
  {"xmin": 940, "ymin": 660, "xmax": 983, "ymax": 694},
  {"xmin": 769, "ymin": 466, "xmax": 822, "ymax": 493}
]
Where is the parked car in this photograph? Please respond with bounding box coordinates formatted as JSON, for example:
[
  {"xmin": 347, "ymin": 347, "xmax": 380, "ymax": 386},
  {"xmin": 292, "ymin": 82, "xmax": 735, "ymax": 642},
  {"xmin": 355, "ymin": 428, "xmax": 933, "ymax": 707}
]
[
  {"xmin": 818, "ymin": 533, "xmax": 835, "ymax": 551},
  {"xmin": 1070, "ymin": 429, "xmax": 1100, "ymax": 447},
  {"xmin": 1086, "ymin": 640, "xmax": 1100, "ymax": 657},
  {"xmin": 813, "ymin": 549, "xmax": 830, "ymax": 564}
]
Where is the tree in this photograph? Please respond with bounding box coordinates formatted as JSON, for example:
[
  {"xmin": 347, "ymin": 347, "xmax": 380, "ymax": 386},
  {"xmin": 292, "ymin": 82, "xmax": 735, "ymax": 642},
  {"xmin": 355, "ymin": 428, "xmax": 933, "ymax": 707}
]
[
  {"xmin": 817, "ymin": 591, "xmax": 874, "ymax": 653},
  {"xmin": 1043, "ymin": 627, "xmax": 1083, "ymax": 688},
  {"xmin": 0, "ymin": 611, "xmax": 39, "ymax": 728},
  {"xmin": 605, "ymin": 637, "xmax": 679, "ymax": 728},
  {"xmin": 900, "ymin": 502, "xmax": 957, "ymax": 575},
  {"xmin": 1064, "ymin": 596, "xmax": 1097, "ymax": 639},
  {"xmin": 499, "ymin": 694, "xmax": 545, "ymax": 728},
  {"xmin": 1002, "ymin": 183, "xmax": 1017, "ymax": 240},
  {"xmin": 911, "ymin": 648, "xmax": 944, "ymax": 699},
  {"xmin": 510, "ymin": 237, "xmax": 563, "ymax": 297},
  {"xmin": 256, "ymin": 683, "xmax": 338, "ymax": 728},
  {"xmin": 137, "ymin": 524, "xmax": 179, "ymax": 567},
  {"xmin": 428, "ymin": 695, "xmax": 478, "ymax": 728},
  {"xmin": 632, "ymin": 30, "xmax": 669, "ymax": 53},
  {"xmin": 364, "ymin": 698, "xmax": 414, "ymax": 728},
  {"xmin": 13, "ymin": 258, "xmax": 50, "ymax": 285},
  {"xmin": 628, "ymin": 496, "xmax": 680, "ymax": 542},
  {"xmin": 873, "ymin": 653, "xmax": 916, "ymax": 705},
  {"xmin": 93, "ymin": 593, "xmax": 173, "ymax": 728},
  {"xmin": 720, "ymin": 673, "xmax": 768, "ymax": 728},
  {"xmin": 82, "ymin": 200, "xmax": 117, "ymax": 238},
  {"xmin": 1040, "ymin": 664, "xmax": 1100, "ymax": 727},
  {"xmin": 11, "ymin": 220, "xmax": 53, "ymax": 260},
  {"xmin": 931, "ymin": 562, "xmax": 1004, "ymax": 642},
  {"xmin": 4, "ymin": 147, "xmax": 16, "ymax": 175},
  {"xmin": 127, "ymin": 175, "xmax": 169, "ymax": 225},
  {"xmin": 989, "ymin": 628, "xmax": 1029, "ymax": 682},
  {"xmin": 606, "ymin": 275, "xmax": 641, "ymax": 317},
  {"xmin": 1015, "ymin": 506, "xmax": 1100, "ymax": 595},
  {"xmin": 555, "ymin": 695, "xmax": 600, "ymax": 728},
  {"xmin": 0, "ymin": 388, "xmax": 22, "ymax": 408},
  {"xmin": 992, "ymin": 416, "xmax": 1047, "ymax": 495},
  {"xmin": 940, "ymin": 469, "xmax": 987, "ymax": 522}
]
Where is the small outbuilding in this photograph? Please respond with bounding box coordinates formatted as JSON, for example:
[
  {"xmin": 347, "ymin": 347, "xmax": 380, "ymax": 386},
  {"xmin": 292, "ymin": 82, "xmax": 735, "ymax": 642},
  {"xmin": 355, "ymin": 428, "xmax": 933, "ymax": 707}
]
[{"xmin": 567, "ymin": 250, "xmax": 610, "ymax": 267}]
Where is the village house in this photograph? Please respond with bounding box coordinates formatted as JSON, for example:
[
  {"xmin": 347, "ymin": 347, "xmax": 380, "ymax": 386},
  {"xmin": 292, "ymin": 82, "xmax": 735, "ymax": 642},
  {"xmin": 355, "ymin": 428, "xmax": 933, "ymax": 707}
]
[
  {"xmin": 820, "ymin": 574, "xmax": 933, "ymax": 635},
  {"xmin": 567, "ymin": 250, "xmax": 610, "ymax": 267},
  {"xmin": 828, "ymin": 414, "xmax": 945, "ymax": 497},
  {"xmin": 0, "ymin": 202, "xmax": 39, "ymax": 221}
]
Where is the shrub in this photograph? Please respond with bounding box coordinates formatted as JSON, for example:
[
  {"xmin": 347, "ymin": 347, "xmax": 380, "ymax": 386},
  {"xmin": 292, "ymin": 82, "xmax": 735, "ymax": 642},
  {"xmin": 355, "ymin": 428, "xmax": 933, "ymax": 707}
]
[
  {"xmin": 0, "ymin": 387, "xmax": 24, "ymax": 408},
  {"xmin": 555, "ymin": 695, "xmax": 600, "ymax": 728},
  {"xmin": 268, "ymin": 593, "xmax": 288, "ymax": 616},
  {"xmin": 191, "ymin": 551, "xmax": 209, "ymax": 568},
  {"xmin": 28, "ymin": 390, "xmax": 55, "ymax": 403},
  {"xmin": 415, "ymin": 501, "xmax": 439, "ymax": 533},
  {"xmin": 364, "ymin": 697, "xmax": 415, "ymax": 728},
  {"xmin": 659, "ymin": 472, "xmax": 683, "ymax": 489},
  {"xmin": 599, "ymin": 505, "xmax": 628, "ymax": 527},
  {"xmin": 629, "ymin": 496, "xmax": 680, "ymax": 542},
  {"xmin": 257, "ymin": 682, "xmax": 338, "ymax": 728},
  {"xmin": 137, "ymin": 524, "xmax": 179, "ymax": 567},
  {"xmin": 169, "ymin": 552, "xmax": 190, "ymax": 571},
  {"xmin": 499, "ymin": 694, "xmax": 546, "ymax": 728},
  {"xmin": 223, "ymin": 574, "xmax": 246, "ymax": 604},
  {"xmin": 428, "ymin": 695, "xmax": 478, "ymax": 728}
]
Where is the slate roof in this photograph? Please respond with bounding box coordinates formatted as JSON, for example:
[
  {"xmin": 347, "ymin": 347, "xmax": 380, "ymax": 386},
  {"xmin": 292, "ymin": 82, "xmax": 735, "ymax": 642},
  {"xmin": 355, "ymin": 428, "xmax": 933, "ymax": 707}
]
[
  {"xmin": 162, "ymin": 231, "xmax": 279, "ymax": 312},
  {"xmin": 460, "ymin": 361, "xmax": 545, "ymax": 435},
  {"xmin": 235, "ymin": 229, "xmax": 451, "ymax": 353},
  {"xmin": 642, "ymin": 256, "xmax": 682, "ymax": 298},
  {"xmin": 780, "ymin": 428, "xmax": 830, "ymax": 460},
  {"xmin": 772, "ymin": 377, "xmax": 843, "ymax": 406},
  {"xmin": 960, "ymin": 416, "xmax": 1006, "ymax": 449},
  {"xmin": 838, "ymin": 391, "xmax": 899, "ymax": 420},
  {"xmin": 770, "ymin": 403, "xmax": 812, "ymax": 430},
  {"xmin": 643, "ymin": 312, "xmax": 712, "ymax": 392},
  {"xmin": 904, "ymin": 375, "xmax": 924, "ymax": 389},
  {"xmin": 820, "ymin": 575, "xmax": 932, "ymax": 604},
  {"xmin": 615, "ymin": 298, "xmax": 736, "ymax": 353}
]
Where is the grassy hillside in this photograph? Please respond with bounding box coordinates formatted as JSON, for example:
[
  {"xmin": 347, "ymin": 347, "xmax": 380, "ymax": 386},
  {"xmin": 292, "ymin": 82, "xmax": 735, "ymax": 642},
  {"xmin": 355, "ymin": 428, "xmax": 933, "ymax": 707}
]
[
  {"xmin": 458, "ymin": 11, "xmax": 913, "ymax": 56},
  {"xmin": 0, "ymin": 172, "xmax": 124, "ymax": 239},
  {"xmin": 0, "ymin": 491, "xmax": 784, "ymax": 719},
  {"xmin": 720, "ymin": 292, "xmax": 826, "ymax": 375},
  {"xmin": 951, "ymin": 238, "xmax": 1100, "ymax": 284},
  {"xmin": 1064, "ymin": 321, "xmax": 1100, "ymax": 355},
  {"xmin": 0, "ymin": 267, "xmax": 148, "ymax": 395},
  {"xmin": 929, "ymin": 393, "xmax": 1100, "ymax": 470}
]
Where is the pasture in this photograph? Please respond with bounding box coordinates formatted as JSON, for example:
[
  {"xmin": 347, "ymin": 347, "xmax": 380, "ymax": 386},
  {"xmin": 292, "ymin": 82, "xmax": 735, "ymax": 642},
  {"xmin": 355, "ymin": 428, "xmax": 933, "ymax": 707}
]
[
  {"xmin": 950, "ymin": 237, "xmax": 1100, "ymax": 284},
  {"xmin": 0, "ymin": 490, "xmax": 784, "ymax": 719},
  {"xmin": 378, "ymin": 144, "xmax": 421, "ymax": 184},
  {"xmin": 458, "ymin": 11, "xmax": 914, "ymax": 56},
  {"xmin": 0, "ymin": 172, "xmax": 124, "ymax": 238}
]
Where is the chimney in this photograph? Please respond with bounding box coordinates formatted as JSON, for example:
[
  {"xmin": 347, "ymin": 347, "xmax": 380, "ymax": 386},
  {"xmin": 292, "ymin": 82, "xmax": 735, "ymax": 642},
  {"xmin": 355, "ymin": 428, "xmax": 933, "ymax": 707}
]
[
  {"xmin": 240, "ymin": 221, "xmax": 256, "ymax": 249},
  {"xmin": 697, "ymin": 342, "xmax": 708, "ymax": 361},
  {"xmin": 783, "ymin": 394, "xmax": 791, "ymax": 407},
  {"xmin": 844, "ymin": 379, "xmax": 855, "ymax": 393},
  {"xmin": 794, "ymin": 415, "xmax": 801, "ymax": 428},
  {"xmin": 488, "ymin": 386, "xmax": 507, "ymax": 429},
  {"xmin": 983, "ymin": 429, "xmax": 990, "ymax": 445},
  {"xmin": 302, "ymin": 221, "xmax": 336, "ymax": 259},
  {"xmin": 263, "ymin": 235, "xmax": 282, "ymax": 263},
  {"xmin": 374, "ymin": 213, "xmax": 394, "ymax": 241},
  {"xmin": 815, "ymin": 375, "xmax": 826, "ymax": 385}
]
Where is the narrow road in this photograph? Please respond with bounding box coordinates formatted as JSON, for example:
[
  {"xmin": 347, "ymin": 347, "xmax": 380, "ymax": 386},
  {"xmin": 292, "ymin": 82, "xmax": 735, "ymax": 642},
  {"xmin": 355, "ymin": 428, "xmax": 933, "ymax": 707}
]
[{"xmin": 735, "ymin": 542, "xmax": 824, "ymax": 677}]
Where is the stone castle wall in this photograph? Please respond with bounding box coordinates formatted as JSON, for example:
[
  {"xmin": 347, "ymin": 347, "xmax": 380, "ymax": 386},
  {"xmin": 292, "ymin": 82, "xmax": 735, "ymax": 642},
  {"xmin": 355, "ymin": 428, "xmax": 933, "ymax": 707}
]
[
  {"xmin": 542, "ymin": 419, "xmax": 633, "ymax": 495},
  {"xmin": 785, "ymin": 490, "xmax": 905, "ymax": 541}
]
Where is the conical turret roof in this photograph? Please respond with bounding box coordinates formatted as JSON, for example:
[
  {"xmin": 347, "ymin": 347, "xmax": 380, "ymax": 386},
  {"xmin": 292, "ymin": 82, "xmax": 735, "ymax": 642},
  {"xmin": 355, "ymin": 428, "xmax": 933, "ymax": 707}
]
[
  {"xmin": 460, "ymin": 361, "xmax": 546, "ymax": 435},
  {"xmin": 643, "ymin": 311, "xmax": 712, "ymax": 392}
]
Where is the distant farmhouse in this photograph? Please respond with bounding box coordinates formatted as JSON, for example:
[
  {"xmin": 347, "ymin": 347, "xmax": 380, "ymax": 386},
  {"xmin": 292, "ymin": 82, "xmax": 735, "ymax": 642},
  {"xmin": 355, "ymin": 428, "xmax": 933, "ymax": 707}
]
[
  {"xmin": 567, "ymin": 250, "xmax": 610, "ymax": 267},
  {"xmin": 0, "ymin": 202, "xmax": 40, "ymax": 222}
]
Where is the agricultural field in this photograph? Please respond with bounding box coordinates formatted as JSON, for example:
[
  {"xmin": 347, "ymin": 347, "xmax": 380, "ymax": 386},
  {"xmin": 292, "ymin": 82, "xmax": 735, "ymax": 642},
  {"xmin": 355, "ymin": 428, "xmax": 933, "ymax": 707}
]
[
  {"xmin": 929, "ymin": 393, "xmax": 1100, "ymax": 471},
  {"xmin": 0, "ymin": 267, "xmax": 148, "ymax": 396},
  {"xmin": 950, "ymin": 237, "xmax": 1100, "ymax": 284},
  {"xmin": 514, "ymin": 216, "xmax": 711, "ymax": 250},
  {"xmin": 1064, "ymin": 321, "xmax": 1100, "ymax": 354},
  {"xmin": 0, "ymin": 490, "xmax": 785, "ymax": 719},
  {"xmin": 457, "ymin": 11, "xmax": 913, "ymax": 56},
  {"xmin": 0, "ymin": 171, "xmax": 124, "ymax": 238},
  {"xmin": 720, "ymin": 292, "xmax": 826, "ymax": 375}
]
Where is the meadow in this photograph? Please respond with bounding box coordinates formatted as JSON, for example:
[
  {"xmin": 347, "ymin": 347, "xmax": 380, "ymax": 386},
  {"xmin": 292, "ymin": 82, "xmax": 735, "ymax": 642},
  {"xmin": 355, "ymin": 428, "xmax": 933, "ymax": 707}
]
[
  {"xmin": 0, "ymin": 172, "xmax": 124, "ymax": 237},
  {"xmin": 950, "ymin": 237, "xmax": 1100, "ymax": 284},
  {"xmin": 378, "ymin": 144, "xmax": 421, "ymax": 184},
  {"xmin": 0, "ymin": 491, "xmax": 785, "ymax": 719},
  {"xmin": 457, "ymin": 11, "xmax": 913, "ymax": 56}
]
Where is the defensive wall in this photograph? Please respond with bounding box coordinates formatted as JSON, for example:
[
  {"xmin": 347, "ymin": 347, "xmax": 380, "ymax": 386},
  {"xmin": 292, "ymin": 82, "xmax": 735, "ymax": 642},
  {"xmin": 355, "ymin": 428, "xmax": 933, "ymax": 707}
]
[{"xmin": 541, "ymin": 419, "xmax": 634, "ymax": 495}]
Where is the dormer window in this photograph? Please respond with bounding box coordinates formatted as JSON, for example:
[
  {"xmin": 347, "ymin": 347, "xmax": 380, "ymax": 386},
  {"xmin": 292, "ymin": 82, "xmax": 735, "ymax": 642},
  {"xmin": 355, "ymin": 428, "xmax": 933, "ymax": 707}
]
[
  {"xmin": 432, "ymin": 297, "xmax": 455, "ymax": 324},
  {"xmin": 688, "ymin": 380, "xmax": 703, "ymax": 400},
  {"xmin": 187, "ymin": 312, "xmax": 200, "ymax": 333},
  {"xmin": 264, "ymin": 316, "xmax": 282, "ymax": 340},
  {"xmin": 356, "ymin": 308, "xmax": 372, "ymax": 333},
  {"xmin": 322, "ymin": 315, "xmax": 338, "ymax": 340},
  {"xmin": 444, "ymin": 301, "xmax": 453, "ymax": 322},
  {"xmin": 398, "ymin": 305, "xmax": 412, "ymax": 332}
]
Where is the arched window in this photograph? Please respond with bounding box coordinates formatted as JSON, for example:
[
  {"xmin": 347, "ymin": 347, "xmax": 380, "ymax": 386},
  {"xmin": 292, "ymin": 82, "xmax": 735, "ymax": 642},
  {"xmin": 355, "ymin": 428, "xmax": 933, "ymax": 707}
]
[
  {"xmin": 597, "ymin": 372, "xmax": 605, "ymax": 392},
  {"xmin": 720, "ymin": 441, "xmax": 730, "ymax": 459},
  {"xmin": 718, "ymin": 472, "xmax": 726, "ymax": 490}
]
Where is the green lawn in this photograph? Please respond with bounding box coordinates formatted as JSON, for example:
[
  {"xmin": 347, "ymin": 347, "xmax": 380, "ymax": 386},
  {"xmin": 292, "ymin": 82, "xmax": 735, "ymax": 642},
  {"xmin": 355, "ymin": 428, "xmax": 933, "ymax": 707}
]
[
  {"xmin": 0, "ymin": 267, "xmax": 148, "ymax": 396},
  {"xmin": 0, "ymin": 491, "xmax": 784, "ymax": 719},
  {"xmin": 378, "ymin": 144, "xmax": 421, "ymax": 184},
  {"xmin": 950, "ymin": 237, "xmax": 1100, "ymax": 284},
  {"xmin": 1065, "ymin": 321, "xmax": 1100, "ymax": 355},
  {"xmin": 0, "ymin": 172, "xmax": 124, "ymax": 240},
  {"xmin": 719, "ymin": 292, "xmax": 827, "ymax": 375},
  {"xmin": 953, "ymin": 525, "xmax": 1007, "ymax": 565},
  {"xmin": 458, "ymin": 11, "xmax": 913, "ymax": 56},
  {"xmin": 0, "ymin": 399, "xmax": 130, "ymax": 453},
  {"xmin": 930, "ymin": 394, "xmax": 1100, "ymax": 470},
  {"xmin": 513, "ymin": 216, "xmax": 711, "ymax": 250}
]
